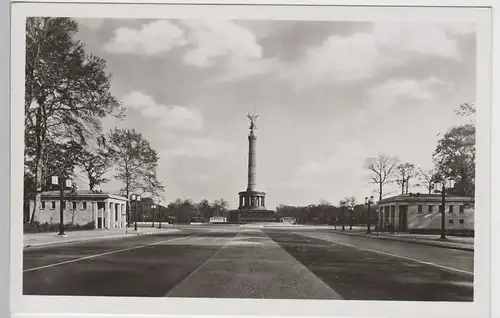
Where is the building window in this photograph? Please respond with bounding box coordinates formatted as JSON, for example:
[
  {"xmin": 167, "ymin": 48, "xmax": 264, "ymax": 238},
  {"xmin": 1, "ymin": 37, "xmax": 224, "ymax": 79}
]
[
  {"xmin": 41, "ymin": 201, "xmax": 45, "ymax": 210},
  {"xmin": 448, "ymin": 219, "xmax": 454, "ymax": 224},
  {"xmin": 62, "ymin": 201, "xmax": 66, "ymax": 209},
  {"xmin": 428, "ymin": 205, "xmax": 433, "ymax": 213},
  {"xmin": 50, "ymin": 201, "xmax": 56, "ymax": 209},
  {"xmin": 417, "ymin": 205, "xmax": 423, "ymax": 213},
  {"xmin": 459, "ymin": 206, "xmax": 465, "ymax": 213},
  {"xmin": 439, "ymin": 206, "xmax": 444, "ymax": 212},
  {"xmin": 82, "ymin": 202, "xmax": 87, "ymax": 210},
  {"xmin": 449, "ymin": 205, "xmax": 454, "ymax": 213},
  {"xmin": 73, "ymin": 202, "xmax": 77, "ymax": 210},
  {"xmin": 459, "ymin": 219, "xmax": 464, "ymax": 224}
]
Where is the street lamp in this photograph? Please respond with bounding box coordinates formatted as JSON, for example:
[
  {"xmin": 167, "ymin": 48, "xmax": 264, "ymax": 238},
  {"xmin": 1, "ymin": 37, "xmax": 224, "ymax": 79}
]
[
  {"xmin": 340, "ymin": 200, "xmax": 346, "ymax": 231},
  {"xmin": 348, "ymin": 203, "xmax": 354, "ymax": 230},
  {"xmin": 158, "ymin": 201, "xmax": 163, "ymax": 229},
  {"xmin": 51, "ymin": 176, "xmax": 72, "ymax": 236},
  {"xmin": 433, "ymin": 179, "xmax": 455, "ymax": 240},
  {"xmin": 130, "ymin": 194, "xmax": 141, "ymax": 231},
  {"xmin": 365, "ymin": 195, "xmax": 374, "ymax": 234}
]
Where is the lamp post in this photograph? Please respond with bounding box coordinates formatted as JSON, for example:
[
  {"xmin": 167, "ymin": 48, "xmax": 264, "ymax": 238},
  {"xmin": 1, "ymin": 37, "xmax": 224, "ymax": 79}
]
[
  {"xmin": 348, "ymin": 204, "xmax": 354, "ymax": 230},
  {"xmin": 150, "ymin": 204, "xmax": 156, "ymax": 228},
  {"xmin": 158, "ymin": 201, "xmax": 162, "ymax": 229},
  {"xmin": 340, "ymin": 200, "xmax": 346, "ymax": 231},
  {"xmin": 433, "ymin": 179, "xmax": 455, "ymax": 240},
  {"xmin": 51, "ymin": 176, "xmax": 72, "ymax": 236},
  {"xmin": 365, "ymin": 195, "xmax": 374, "ymax": 234},
  {"xmin": 130, "ymin": 194, "xmax": 141, "ymax": 231}
]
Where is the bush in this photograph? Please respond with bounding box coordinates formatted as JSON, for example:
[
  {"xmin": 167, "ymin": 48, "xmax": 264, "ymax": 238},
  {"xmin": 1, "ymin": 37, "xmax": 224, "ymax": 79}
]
[{"xmin": 23, "ymin": 221, "xmax": 97, "ymax": 233}]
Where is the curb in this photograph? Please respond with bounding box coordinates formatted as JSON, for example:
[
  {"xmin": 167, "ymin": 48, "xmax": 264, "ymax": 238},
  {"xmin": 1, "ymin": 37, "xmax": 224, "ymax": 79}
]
[
  {"xmin": 333, "ymin": 231, "xmax": 474, "ymax": 252},
  {"xmin": 23, "ymin": 229, "xmax": 180, "ymax": 250}
]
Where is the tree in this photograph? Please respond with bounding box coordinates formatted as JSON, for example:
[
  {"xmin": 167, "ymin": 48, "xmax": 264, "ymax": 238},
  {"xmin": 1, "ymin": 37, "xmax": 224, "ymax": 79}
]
[
  {"xmin": 197, "ymin": 199, "xmax": 211, "ymax": 220},
  {"xmin": 78, "ymin": 136, "xmax": 113, "ymax": 191},
  {"xmin": 25, "ymin": 17, "xmax": 123, "ymax": 223},
  {"xmin": 365, "ymin": 154, "xmax": 399, "ymax": 201},
  {"xmin": 212, "ymin": 199, "xmax": 229, "ymax": 216},
  {"xmin": 395, "ymin": 163, "xmax": 418, "ymax": 194},
  {"xmin": 418, "ymin": 168, "xmax": 438, "ymax": 194},
  {"xmin": 455, "ymin": 102, "xmax": 476, "ymax": 117},
  {"xmin": 108, "ymin": 128, "xmax": 162, "ymax": 224},
  {"xmin": 433, "ymin": 124, "xmax": 475, "ymax": 196}
]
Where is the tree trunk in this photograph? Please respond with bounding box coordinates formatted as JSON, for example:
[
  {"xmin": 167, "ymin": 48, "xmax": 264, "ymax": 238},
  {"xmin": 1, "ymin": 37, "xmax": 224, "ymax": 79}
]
[
  {"xmin": 401, "ymin": 181, "xmax": 404, "ymax": 195},
  {"xmin": 379, "ymin": 183, "xmax": 383, "ymax": 201},
  {"xmin": 30, "ymin": 146, "xmax": 43, "ymax": 223},
  {"xmin": 405, "ymin": 178, "xmax": 410, "ymax": 194}
]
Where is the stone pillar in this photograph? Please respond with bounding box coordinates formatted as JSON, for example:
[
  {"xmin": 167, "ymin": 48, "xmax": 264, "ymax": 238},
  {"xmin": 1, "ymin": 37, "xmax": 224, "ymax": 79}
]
[
  {"xmin": 247, "ymin": 130, "xmax": 257, "ymax": 191},
  {"xmin": 107, "ymin": 202, "xmax": 112, "ymax": 229},
  {"xmin": 120, "ymin": 204, "xmax": 125, "ymax": 228}
]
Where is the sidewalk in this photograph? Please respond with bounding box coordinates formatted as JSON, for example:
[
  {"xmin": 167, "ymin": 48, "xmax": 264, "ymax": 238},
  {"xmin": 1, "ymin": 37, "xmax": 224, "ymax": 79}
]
[
  {"xmin": 333, "ymin": 229, "xmax": 474, "ymax": 252},
  {"xmin": 24, "ymin": 227, "xmax": 179, "ymax": 249}
]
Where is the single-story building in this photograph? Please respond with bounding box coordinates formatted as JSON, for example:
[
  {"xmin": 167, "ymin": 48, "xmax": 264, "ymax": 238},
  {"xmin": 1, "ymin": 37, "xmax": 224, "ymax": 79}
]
[
  {"xmin": 376, "ymin": 193, "xmax": 474, "ymax": 232},
  {"xmin": 28, "ymin": 190, "xmax": 129, "ymax": 229}
]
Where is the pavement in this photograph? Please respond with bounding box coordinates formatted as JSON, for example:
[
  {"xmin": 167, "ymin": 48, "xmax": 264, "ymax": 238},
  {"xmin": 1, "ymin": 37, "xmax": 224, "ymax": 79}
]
[
  {"xmin": 23, "ymin": 226, "xmax": 179, "ymax": 249},
  {"xmin": 23, "ymin": 225, "xmax": 474, "ymax": 301},
  {"xmin": 329, "ymin": 227, "xmax": 474, "ymax": 251}
]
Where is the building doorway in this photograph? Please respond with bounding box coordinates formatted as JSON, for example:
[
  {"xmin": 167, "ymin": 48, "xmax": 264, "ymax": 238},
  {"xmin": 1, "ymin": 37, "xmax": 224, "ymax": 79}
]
[{"xmin": 399, "ymin": 205, "xmax": 408, "ymax": 232}]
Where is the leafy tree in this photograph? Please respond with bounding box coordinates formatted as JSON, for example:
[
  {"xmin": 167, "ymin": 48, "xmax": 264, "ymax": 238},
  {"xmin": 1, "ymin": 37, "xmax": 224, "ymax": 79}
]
[
  {"xmin": 25, "ymin": 17, "xmax": 123, "ymax": 223},
  {"xmin": 108, "ymin": 128, "xmax": 162, "ymax": 224},
  {"xmin": 212, "ymin": 198, "xmax": 229, "ymax": 217},
  {"xmin": 365, "ymin": 154, "xmax": 399, "ymax": 200},
  {"xmin": 197, "ymin": 199, "xmax": 211, "ymax": 220},
  {"xmin": 433, "ymin": 124, "xmax": 475, "ymax": 196},
  {"xmin": 78, "ymin": 136, "xmax": 113, "ymax": 191},
  {"xmin": 455, "ymin": 102, "xmax": 476, "ymax": 117}
]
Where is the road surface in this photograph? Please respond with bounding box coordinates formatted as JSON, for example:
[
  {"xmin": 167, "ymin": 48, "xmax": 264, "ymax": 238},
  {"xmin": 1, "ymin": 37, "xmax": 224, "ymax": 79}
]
[{"xmin": 23, "ymin": 225, "xmax": 473, "ymax": 301}]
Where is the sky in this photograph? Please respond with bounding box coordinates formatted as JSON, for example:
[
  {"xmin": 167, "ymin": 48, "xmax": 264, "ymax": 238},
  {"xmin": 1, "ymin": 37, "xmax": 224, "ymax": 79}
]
[{"xmin": 70, "ymin": 18, "xmax": 476, "ymax": 210}]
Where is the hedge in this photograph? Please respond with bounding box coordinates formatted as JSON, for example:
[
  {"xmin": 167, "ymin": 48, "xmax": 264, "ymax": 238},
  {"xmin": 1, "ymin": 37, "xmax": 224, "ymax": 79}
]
[{"xmin": 23, "ymin": 221, "xmax": 95, "ymax": 233}]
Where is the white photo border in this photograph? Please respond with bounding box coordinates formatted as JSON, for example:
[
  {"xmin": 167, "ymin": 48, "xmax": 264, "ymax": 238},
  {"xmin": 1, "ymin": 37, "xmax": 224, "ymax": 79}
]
[{"xmin": 5, "ymin": 1, "xmax": 497, "ymax": 318}]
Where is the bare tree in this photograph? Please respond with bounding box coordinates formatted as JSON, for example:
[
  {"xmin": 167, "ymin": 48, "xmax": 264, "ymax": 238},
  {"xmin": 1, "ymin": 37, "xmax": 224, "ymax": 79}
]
[
  {"xmin": 418, "ymin": 168, "xmax": 438, "ymax": 194},
  {"xmin": 366, "ymin": 154, "xmax": 399, "ymax": 201},
  {"xmin": 396, "ymin": 163, "xmax": 418, "ymax": 194}
]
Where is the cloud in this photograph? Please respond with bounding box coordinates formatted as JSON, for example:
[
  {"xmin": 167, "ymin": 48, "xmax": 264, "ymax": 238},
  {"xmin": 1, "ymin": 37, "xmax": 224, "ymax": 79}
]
[
  {"xmin": 103, "ymin": 19, "xmax": 267, "ymax": 80},
  {"xmin": 180, "ymin": 20, "xmax": 262, "ymax": 67},
  {"xmin": 372, "ymin": 24, "xmax": 460, "ymax": 60},
  {"xmin": 76, "ymin": 18, "xmax": 104, "ymax": 30},
  {"xmin": 445, "ymin": 23, "xmax": 476, "ymax": 35},
  {"xmin": 103, "ymin": 20, "xmax": 186, "ymax": 56},
  {"xmin": 285, "ymin": 141, "xmax": 366, "ymax": 188},
  {"xmin": 162, "ymin": 137, "xmax": 233, "ymax": 158},
  {"xmin": 179, "ymin": 20, "xmax": 269, "ymax": 80},
  {"xmin": 284, "ymin": 23, "xmax": 463, "ymax": 89},
  {"xmin": 282, "ymin": 32, "xmax": 392, "ymax": 88},
  {"xmin": 121, "ymin": 91, "xmax": 203, "ymax": 131},
  {"xmin": 366, "ymin": 76, "xmax": 452, "ymax": 111}
]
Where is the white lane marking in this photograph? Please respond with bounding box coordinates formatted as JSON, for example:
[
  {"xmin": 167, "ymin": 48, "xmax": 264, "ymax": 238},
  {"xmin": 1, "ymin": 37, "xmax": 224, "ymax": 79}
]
[
  {"xmin": 294, "ymin": 233, "xmax": 474, "ymax": 276},
  {"xmin": 164, "ymin": 230, "xmax": 241, "ymax": 297},
  {"xmin": 24, "ymin": 233, "xmax": 202, "ymax": 273}
]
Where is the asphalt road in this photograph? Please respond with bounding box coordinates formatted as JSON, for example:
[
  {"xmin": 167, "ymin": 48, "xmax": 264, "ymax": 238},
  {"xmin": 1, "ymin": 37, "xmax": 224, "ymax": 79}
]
[{"xmin": 23, "ymin": 226, "xmax": 474, "ymax": 301}]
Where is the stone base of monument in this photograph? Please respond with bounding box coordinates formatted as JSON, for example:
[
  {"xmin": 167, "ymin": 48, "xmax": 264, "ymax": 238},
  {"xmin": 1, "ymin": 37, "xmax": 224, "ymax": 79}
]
[{"xmin": 229, "ymin": 209, "xmax": 277, "ymax": 223}]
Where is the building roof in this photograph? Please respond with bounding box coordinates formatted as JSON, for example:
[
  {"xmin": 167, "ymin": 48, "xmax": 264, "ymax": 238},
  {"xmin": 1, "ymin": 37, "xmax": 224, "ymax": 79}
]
[
  {"xmin": 39, "ymin": 190, "xmax": 128, "ymax": 201},
  {"xmin": 378, "ymin": 193, "xmax": 474, "ymax": 204}
]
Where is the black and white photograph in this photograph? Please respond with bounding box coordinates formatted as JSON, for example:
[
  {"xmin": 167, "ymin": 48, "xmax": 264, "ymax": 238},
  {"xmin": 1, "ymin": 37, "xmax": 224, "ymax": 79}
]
[{"xmin": 8, "ymin": 3, "xmax": 494, "ymax": 318}]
